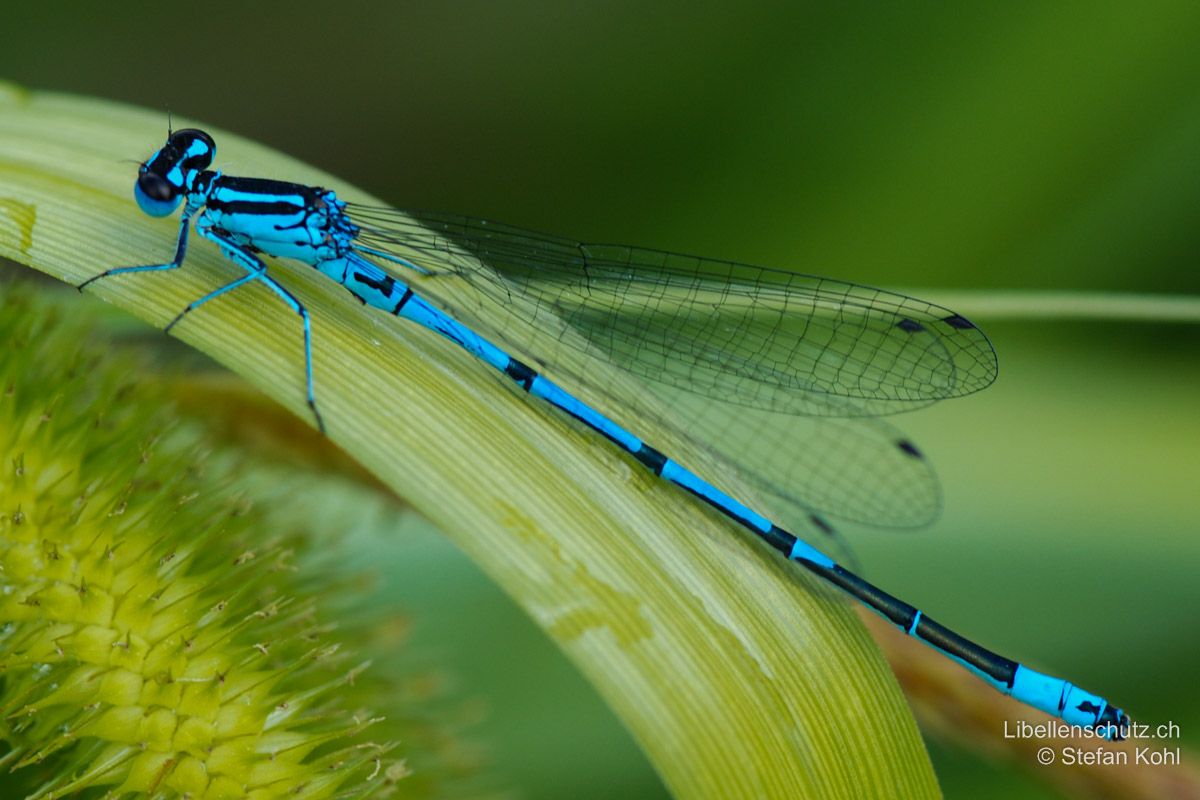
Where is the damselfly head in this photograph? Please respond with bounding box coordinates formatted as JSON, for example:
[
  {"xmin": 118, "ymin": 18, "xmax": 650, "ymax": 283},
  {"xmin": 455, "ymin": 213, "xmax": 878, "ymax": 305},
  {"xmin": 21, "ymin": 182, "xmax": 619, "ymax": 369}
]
[{"xmin": 133, "ymin": 128, "xmax": 216, "ymax": 217}]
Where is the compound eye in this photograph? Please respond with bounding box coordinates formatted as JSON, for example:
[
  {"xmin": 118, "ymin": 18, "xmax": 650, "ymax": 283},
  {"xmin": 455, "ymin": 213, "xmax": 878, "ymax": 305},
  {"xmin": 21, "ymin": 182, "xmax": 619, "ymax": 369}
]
[
  {"xmin": 138, "ymin": 171, "xmax": 176, "ymax": 201},
  {"xmin": 134, "ymin": 170, "xmax": 182, "ymax": 217}
]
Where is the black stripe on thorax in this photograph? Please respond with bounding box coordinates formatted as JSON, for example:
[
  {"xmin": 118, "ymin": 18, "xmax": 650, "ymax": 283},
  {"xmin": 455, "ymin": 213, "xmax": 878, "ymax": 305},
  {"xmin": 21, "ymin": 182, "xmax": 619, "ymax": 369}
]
[
  {"xmin": 216, "ymin": 175, "xmax": 318, "ymax": 196},
  {"xmin": 207, "ymin": 198, "xmax": 305, "ymax": 217},
  {"xmin": 207, "ymin": 175, "xmax": 323, "ymax": 217}
]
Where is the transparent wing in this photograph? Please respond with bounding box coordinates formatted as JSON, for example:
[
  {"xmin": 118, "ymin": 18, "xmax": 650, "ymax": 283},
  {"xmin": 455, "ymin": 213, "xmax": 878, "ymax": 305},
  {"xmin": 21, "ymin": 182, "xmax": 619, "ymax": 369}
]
[
  {"xmin": 350, "ymin": 207, "xmax": 998, "ymax": 418},
  {"xmin": 637, "ymin": 379, "xmax": 941, "ymax": 529},
  {"xmin": 346, "ymin": 206, "xmax": 990, "ymax": 530}
]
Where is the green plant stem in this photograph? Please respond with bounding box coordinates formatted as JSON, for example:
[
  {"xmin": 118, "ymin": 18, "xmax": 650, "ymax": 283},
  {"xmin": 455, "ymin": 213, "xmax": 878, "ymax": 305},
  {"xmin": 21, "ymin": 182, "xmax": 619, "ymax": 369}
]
[{"xmin": 912, "ymin": 289, "xmax": 1200, "ymax": 323}]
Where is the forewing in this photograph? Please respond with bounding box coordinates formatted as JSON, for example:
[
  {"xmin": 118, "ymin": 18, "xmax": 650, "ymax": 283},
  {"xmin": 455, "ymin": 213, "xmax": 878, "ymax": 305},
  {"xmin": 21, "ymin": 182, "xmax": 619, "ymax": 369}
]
[
  {"xmin": 350, "ymin": 208, "xmax": 997, "ymax": 418},
  {"xmin": 347, "ymin": 206, "xmax": 980, "ymax": 532}
]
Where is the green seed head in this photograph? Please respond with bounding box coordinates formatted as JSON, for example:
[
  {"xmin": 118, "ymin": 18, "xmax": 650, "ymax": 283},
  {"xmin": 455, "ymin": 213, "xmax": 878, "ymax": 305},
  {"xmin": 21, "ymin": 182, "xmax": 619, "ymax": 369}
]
[{"xmin": 0, "ymin": 287, "xmax": 427, "ymax": 798}]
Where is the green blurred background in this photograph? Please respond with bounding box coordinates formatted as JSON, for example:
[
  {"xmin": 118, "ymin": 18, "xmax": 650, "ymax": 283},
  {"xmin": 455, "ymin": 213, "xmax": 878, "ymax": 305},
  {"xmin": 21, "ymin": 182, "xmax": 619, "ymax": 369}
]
[{"xmin": 3, "ymin": 3, "xmax": 1199, "ymax": 797}]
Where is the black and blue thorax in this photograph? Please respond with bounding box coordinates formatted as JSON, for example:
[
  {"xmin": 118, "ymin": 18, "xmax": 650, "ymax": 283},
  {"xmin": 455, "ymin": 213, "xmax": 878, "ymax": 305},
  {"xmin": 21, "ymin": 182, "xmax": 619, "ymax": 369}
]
[{"xmin": 196, "ymin": 174, "xmax": 360, "ymax": 265}]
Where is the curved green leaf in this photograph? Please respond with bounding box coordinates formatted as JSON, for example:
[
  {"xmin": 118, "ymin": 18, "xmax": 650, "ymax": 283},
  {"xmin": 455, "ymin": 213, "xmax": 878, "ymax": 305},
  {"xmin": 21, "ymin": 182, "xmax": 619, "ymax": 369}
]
[{"xmin": 0, "ymin": 83, "xmax": 937, "ymax": 799}]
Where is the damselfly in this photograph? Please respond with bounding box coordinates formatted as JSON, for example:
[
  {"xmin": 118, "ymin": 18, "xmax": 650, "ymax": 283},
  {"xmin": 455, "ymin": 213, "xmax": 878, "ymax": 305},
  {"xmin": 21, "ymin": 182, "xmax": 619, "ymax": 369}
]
[{"xmin": 79, "ymin": 127, "xmax": 1129, "ymax": 738}]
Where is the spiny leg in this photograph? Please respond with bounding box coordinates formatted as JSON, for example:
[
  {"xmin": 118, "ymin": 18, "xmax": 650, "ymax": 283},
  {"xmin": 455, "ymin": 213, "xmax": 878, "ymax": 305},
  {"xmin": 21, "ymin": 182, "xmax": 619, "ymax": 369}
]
[
  {"xmin": 164, "ymin": 269, "xmax": 263, "ymax": 333},
  {"xmin": 191, "ymin": 223, "xmax": 325, "ymax": 434},
  {"xmin": 77, "ymin": 212, "xmax": 194, "ymax": 291}
]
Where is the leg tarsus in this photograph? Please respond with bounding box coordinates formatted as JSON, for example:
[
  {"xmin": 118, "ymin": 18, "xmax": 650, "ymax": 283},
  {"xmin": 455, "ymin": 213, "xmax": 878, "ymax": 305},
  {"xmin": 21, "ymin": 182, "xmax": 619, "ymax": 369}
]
[
  {"xmin": 78, "ymin": 262, "xmax": 180, "ymax": 292},
  {"xmin": 308, "ymin": 397, "xmax": 326, "ymax": 435}
]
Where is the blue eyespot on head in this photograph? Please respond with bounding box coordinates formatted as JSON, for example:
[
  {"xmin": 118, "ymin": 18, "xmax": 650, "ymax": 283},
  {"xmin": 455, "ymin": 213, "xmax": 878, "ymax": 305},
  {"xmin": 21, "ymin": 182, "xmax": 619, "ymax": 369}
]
[{"xmin": 134, "ymin": 170, "xmax": 182, "ymax": 217}]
